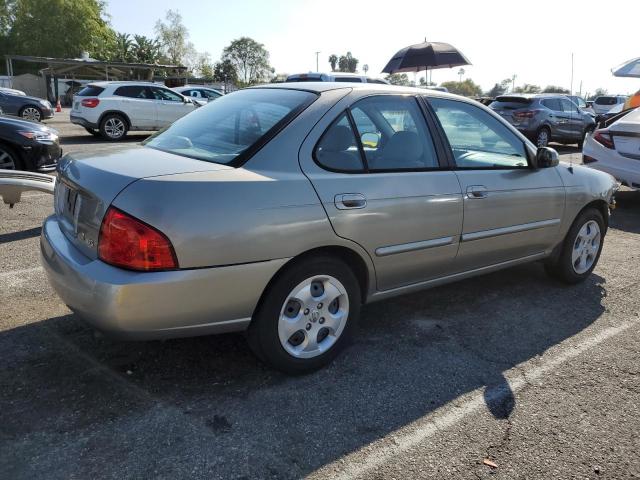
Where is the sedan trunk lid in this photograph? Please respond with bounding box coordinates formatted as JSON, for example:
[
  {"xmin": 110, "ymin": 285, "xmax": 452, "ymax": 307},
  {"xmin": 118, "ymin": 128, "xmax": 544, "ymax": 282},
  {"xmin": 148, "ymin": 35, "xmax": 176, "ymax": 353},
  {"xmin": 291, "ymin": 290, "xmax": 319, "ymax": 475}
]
[{"xmin": 54, "ymin": 145, "xmax": 232, "ymax": 259}]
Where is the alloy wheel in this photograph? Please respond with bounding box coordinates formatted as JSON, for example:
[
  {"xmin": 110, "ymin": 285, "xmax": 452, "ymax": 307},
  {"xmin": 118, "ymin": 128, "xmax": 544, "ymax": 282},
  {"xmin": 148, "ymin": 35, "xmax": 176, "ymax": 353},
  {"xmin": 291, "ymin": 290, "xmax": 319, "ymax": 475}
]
[
  {"xmin": 104, "ymin": 117, "xmax": 125, "ymax": 139},
  {"xmin": 571, "ymin": 220, "xmax": 601, "ymax": 274},
  {"xmin": 0, "ymin": 147, "xmax": 16, "ymax": 169},
  {"xmin": 278, "ymin": 275, "xmax": 350, "ymax": 359},
  {"xmin": 536, "ymin": 129, "xmax": 549, "ymax": 147},
  {"xmin": 22, "ymin": 107, "xmax": 41, "ymax": 122}
]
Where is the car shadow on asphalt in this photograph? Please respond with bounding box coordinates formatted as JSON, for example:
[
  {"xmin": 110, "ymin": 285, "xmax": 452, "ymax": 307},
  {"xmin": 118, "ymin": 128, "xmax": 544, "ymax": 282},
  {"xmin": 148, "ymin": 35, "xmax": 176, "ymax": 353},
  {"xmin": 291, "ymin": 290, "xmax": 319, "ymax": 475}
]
[
  {"xmin": 0, "ymin": 263, "xmax": 607, "ymax": 479},
  {"xmin": 0, "ymin": 226, "xmax": 41, "ymax": 244}
]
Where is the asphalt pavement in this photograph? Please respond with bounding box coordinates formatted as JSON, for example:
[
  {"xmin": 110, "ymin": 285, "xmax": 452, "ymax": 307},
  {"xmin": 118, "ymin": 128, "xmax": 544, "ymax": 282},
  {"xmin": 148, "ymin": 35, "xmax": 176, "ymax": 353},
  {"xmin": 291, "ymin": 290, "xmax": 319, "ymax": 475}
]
[{"xmin": 0, "ymin": 111, "xmax": 638, "ymax": 479}]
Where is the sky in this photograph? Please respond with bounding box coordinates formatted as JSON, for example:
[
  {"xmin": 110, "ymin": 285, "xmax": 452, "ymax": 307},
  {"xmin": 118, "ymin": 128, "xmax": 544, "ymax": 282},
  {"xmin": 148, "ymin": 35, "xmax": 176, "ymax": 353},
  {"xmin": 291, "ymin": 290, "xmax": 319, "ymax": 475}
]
[{"xmin": 106, "ymin": 0, "xmax": 640, "ymax": 96}]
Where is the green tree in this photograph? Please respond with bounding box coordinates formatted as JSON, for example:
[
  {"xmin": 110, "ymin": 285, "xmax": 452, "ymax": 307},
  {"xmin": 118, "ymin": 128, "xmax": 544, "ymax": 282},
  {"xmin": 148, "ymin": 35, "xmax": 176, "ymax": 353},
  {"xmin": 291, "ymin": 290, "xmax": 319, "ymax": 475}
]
[
  {"xmin": 132, "ymin": 35, "xmax": 162, "ymax": 64},
  {"xmin": 213, "ymin": 59, "xmax": 238, "ymax": 83},
  {"xmin": 5, "ymin": 0, "xmax": 113, "ymax": 58},
  {"xmin": 542, "ymin": 85, "xmax": 570, "ymax": 93},
  {"xmin": 328, "ymin": 54, "xmax": 338, "ymax": 71},
  {"xmin": 196, "ymin": 51, "xmax": 215, "ymax": 78},
  {"xmin": 338, "ymin": 52, "xmax": 358, "ymax": 72},
  {"xmin": 384, "ymin": 73, "xmax": 410, "ymax": 86},
  {"xmin": 485, "ymin": 78, "xmax": 511, "ymax": 97},
  {"xmin": 514, "ymin": 83, "xmax": 541, "ymax": 94},
  {"xmin": 154, "ymin": 9, "xmax": 195, "ymax": 65},
  {"xmin": 222, "ymin": 37, "xmax": 271, "ymax": 85},
  {"xmin": 440, "ymin": 78, "xmax": 483, "ymax": 97}
]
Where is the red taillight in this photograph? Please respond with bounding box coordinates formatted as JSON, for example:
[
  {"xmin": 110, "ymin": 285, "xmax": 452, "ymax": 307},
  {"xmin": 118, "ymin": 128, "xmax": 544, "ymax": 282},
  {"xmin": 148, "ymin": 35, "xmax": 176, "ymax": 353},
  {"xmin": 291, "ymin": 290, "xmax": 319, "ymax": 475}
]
[
  {"xmin": 514, "ymin": 110, "xmax": 539, "ymax": 119},
  {"xmin": 98, "ymin": 207, "xmax": 178, "ymax": 271},
  {"xmin": 81, "ymin": 98, "xmax": 100, "ymax": 108},
  {"xmin": 593, "ymin": 129, "xmax": 615, "ymax": 149}
]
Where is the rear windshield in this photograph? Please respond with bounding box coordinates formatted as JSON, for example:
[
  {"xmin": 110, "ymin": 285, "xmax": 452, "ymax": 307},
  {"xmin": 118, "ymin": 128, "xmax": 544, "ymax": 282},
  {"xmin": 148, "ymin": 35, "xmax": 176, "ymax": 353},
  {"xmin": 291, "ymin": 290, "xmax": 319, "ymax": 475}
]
[
  {"xmin": 595, "ymin": 96, "xmax": 617, "ymax": 105},
  {"xmin": 143, "ymin": 88, "xmax": 317, "ymax": 165},
  {"xmin": 490, "ymin": 97, "xmax": 532, "ymax": 109},
  {"xmin": 76, "ymin": 85, "xmax": 105, "ymax": 96}
]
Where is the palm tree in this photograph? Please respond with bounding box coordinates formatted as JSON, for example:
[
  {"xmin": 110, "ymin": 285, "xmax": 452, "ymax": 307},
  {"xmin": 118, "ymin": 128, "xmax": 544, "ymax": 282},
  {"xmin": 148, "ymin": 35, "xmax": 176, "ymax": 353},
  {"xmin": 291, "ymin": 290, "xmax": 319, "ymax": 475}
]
[
  {"xmin": 328, "ymin": 54, "xmax": 338, "ymax": 72},
  {"xmin": 132, "ymin": 35, "xmax": 162, "ymax": 64},
  {"xmin": 115, "ymin": 32, "xmax": 133, "ymax": 62}
]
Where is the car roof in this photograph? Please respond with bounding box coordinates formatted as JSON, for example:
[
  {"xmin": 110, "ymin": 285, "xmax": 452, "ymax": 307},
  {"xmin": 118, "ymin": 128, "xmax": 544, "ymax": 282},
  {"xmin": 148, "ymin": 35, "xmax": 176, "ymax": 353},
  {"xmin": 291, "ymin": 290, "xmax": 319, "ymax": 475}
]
[
  {"xmin": 249, "ymin": 81, "xmax": 464, "ymax": 100},
  {"xmin": 88, "ymin": 81, "xmax": 158, "ymax": 87}
]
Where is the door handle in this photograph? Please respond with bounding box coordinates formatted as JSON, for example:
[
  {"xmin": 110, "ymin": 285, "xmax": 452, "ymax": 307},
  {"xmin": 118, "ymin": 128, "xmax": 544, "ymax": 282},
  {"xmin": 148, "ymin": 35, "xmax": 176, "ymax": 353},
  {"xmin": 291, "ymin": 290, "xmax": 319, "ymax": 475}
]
[
  {"xmin": 466, "ymin": 185, "xmax": 488, "ymax": 199},
  {"xmin": 335, "ymin": 193, "xmax": 367, "ymax": 210}
]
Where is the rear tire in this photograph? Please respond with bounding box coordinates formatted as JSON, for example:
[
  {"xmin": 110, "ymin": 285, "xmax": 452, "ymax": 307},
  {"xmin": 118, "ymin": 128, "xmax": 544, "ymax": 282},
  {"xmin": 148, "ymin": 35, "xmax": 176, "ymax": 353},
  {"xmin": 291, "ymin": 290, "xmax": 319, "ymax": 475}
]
[
  {"xmin": 0, "ymin": 143, "xmax": 23, "ymax": 170},
  {"xmin": 99, "ymin": 113, "xmax": 128, "ymax": 141},
  {"xmin": 535, "ymin": 127, "xmax": 551, "ymax": 148},
  {"xmin": 545, "ymin": 208, "xmax": 605, "ymax": 284},
  {"xmin": 247, "ymin": 256, "xmax": 361, "ymax": 374},
  {"xmin": 20, "ymin": 105, "xmax": 42, "ymax": 122}
]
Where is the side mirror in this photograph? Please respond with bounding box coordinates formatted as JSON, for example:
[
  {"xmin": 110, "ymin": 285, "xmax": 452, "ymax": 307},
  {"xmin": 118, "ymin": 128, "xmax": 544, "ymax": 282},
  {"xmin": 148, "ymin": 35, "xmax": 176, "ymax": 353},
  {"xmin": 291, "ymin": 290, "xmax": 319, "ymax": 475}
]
[
  {"xmin": 360, "ymin": 132, "xmax": 380, "ymax": 148},
  {"xmin": 534, "ymin": 147, "xmax": 559, "ymax": 169}
]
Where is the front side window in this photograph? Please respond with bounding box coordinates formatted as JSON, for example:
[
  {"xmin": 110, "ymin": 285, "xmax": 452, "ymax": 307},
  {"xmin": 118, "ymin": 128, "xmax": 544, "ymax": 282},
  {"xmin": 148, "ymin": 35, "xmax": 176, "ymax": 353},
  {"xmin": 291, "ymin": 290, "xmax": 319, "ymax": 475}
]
[
  {"xmin": 541, "ymin": 98, "xmax": 562, "ymax": 111},
  {"xmin": 561, "ymin": 99, "xmax": 578, "ymax": 113},
  {"xmin": 144, "ymin": 88, "xmax": 316, "ymax": 165},
  {"xmin": 429, "ymin": 97, "xmax": 529, "ymax": 169},
  {"xmin": 151, "ymin": 87, "xmax": 184, "ymax": 102}
]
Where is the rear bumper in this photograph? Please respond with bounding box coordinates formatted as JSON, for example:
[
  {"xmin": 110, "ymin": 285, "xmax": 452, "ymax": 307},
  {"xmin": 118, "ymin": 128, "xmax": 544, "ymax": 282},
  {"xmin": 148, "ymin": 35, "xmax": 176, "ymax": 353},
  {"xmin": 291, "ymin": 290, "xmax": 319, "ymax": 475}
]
[
  {"xmin": 40, "ymin": 215, "xmax": 288, "ymax": 339},
  {"xmin": 70, "ymin": 115, "xmax": 98, "ymax": 130}
]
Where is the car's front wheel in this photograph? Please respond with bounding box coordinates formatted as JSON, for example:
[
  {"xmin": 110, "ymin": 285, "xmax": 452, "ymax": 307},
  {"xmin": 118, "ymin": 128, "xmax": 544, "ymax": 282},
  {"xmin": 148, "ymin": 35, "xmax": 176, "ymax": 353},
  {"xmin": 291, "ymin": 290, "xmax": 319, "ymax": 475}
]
[
  {"xmin": 545, "ymin": 208, "xmax": 605, "ymax": 283},
  {"xmin": 247, "ymin": 256, "xmax": 361, "ymax": 374},
  {"xmin": 99, "ymin": 114, "xmax": 128, "ymax": 141},
  {"xmin": 20, "ymin": 106, "xmax": 42, "ymax": 122}
]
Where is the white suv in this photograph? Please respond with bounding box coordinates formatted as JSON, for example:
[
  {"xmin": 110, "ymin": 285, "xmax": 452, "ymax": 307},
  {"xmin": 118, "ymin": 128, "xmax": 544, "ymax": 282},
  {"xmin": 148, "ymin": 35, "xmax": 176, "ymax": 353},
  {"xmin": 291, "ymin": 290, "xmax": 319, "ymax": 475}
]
[{"xmin": 70, "ymin": 81, "xmax": 197, "ymax": 140}]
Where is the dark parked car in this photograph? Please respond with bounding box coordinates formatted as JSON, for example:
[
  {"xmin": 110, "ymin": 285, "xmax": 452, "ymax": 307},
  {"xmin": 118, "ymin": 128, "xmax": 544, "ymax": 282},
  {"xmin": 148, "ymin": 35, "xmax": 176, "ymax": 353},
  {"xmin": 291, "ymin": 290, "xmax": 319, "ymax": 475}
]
[
  {"xmin": 490, "ymin": 94, "xmax": 595, "ymax": 148},
  {"xmin": 0, "ymin": 90, "xmax": 54, "ymax": 122},
  {"xmin": 0, "ymin": 115, "xmax": 61, "ymax": 171}
]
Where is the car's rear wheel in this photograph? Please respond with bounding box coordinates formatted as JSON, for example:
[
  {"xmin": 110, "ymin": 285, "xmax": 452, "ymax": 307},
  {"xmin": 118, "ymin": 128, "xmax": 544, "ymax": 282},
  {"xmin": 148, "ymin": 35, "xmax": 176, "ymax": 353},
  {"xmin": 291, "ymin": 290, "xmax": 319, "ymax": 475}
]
[
  {"xmin": 545, "ymin": 208, "xmax": 605, "ymax": 284},
  {"xmin": 0, "ymin": 143, "xmax": 23, "ymax": 170},
  {"xmin": 20, "ymin": 106, "xmax": 42, "ymax": 122},
  {"xmin": 99, "ymin": 114, "xmax": 128, "ymax": 141},
  {"xmin": 84, "ymin": 127, "xmax": 101, "ymax": 137},
  {"xmin": 247, "ymin": 256, "xmax": 361, "ymax": 374},
  {"xmin": 535, "ymin": 127, "xmax": 551, "ymax": 148}
]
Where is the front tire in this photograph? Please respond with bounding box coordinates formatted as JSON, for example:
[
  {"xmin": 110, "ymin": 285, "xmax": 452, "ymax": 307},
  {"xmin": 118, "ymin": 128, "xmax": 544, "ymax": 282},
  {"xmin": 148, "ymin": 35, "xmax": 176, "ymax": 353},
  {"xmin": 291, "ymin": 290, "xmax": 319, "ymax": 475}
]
[
  {"xmin": 545, "ymin": 208, "xmax": 605, "ymax": 284},
  {"xmin": 99, "ymin": 114, "xmax": 128, "ymax": 141},
  {"xmin": 247, "ymin": 256, "xmax": 361, "ymax": 374},
  {"xmin": 0, "ymin": 143, "xmax": 23, "ymax": 170}
]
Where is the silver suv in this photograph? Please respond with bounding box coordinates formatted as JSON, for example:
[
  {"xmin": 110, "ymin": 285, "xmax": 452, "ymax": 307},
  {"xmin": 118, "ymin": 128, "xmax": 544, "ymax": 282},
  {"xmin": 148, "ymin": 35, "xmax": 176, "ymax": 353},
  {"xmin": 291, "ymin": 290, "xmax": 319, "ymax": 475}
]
[{"xmin": 490, "ymin": 94, "xmax": 596, "ymax": 148}]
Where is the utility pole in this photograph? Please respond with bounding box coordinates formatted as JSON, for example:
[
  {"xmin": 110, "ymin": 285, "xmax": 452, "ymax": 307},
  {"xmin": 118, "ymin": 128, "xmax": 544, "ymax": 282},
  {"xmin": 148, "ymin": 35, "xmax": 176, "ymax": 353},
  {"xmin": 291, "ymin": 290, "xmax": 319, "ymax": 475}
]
[
  {"xmin": 458, "ymin": 67, "xmax": 465, "ymax": 83},
  {"xmin": 315, "ymin": 51, "xmax": 320, "ymax": 72},
  {"xmin": 570, "ymin": 52, "xmax": 574, "ymax": 96},
  {"xmin": 363, "ymin": 64, "xmax": 369, "ymax": 75},
  {"xmin": 511, "ymin": 74, "xmax": 517, "ymax": 93}
]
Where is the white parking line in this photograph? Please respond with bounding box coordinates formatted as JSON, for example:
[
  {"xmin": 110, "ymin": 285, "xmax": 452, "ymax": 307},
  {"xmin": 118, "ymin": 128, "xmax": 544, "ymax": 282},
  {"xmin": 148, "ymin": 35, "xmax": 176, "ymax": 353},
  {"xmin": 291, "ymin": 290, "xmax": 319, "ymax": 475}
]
[
  {"xmin": 0, "ymin": 266, "xmax": 43, "ymax": 279},
  {"xmin": 317, "ymin": 320, "xmax": 635, "ymax": 480}
]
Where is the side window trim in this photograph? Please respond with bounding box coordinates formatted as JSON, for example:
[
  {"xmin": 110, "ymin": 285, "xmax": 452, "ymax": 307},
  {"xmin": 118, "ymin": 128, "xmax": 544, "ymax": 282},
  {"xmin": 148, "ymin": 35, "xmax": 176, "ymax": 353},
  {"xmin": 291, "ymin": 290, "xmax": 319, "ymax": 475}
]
[
  {"xmin": 346, "ymin": 108, "xmax": 370, "ymax": 171},
  {"xmin": 425, "ymin": 97, "xmax": 533, "ymax": 170},
  {"xmin": 417, "ymin": 96, "xmax": 456, "ymax": 169}
]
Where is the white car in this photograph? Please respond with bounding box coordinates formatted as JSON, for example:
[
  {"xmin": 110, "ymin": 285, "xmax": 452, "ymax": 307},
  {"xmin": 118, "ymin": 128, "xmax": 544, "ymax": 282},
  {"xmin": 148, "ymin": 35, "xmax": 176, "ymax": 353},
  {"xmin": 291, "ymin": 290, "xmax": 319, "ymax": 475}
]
[
  {"xmin": 583, "ymin": 107, "xmax": 640, "ymax": 189},
  {"xmin": 592, "ymin": 95, "xmax": 627, "ymax": 115},
  {"xmin": 173, "ymin": 85, "xmax": 223, "ymax": 106},
  {"xmin": 70, "ymin": 81, "xmax": 197, "ymax": 140}
]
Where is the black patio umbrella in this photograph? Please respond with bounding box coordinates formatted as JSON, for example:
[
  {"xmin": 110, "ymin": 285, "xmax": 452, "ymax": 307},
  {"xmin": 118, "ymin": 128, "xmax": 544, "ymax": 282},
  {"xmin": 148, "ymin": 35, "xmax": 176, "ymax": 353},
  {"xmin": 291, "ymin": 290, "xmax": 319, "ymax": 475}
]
[{"xmin": 382, "ymin": 41, "xmax": 471, "ymax": 74}]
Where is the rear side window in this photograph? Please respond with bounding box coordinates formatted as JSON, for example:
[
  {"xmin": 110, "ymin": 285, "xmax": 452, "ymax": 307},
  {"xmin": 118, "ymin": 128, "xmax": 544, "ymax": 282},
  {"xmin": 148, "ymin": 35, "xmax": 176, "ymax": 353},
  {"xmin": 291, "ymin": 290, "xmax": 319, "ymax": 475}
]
[
  {"xmin": 76, "ymin": 86, "xmax": 105, "ymax": 96},
  {"xmin": 143, "ymin": 88, "xmax": 317, "ymax": 165},
  {"xmin": 315, "ymin": 113, "xmax": 364, "ymax": 172},
  {"xmin": 114, "ymin": 85, "xmax": 150, "ymax": 98},
  {"xmin": 429, "ymin": 97, "xmax": 529, "ymax": 169},
  {"xmin": 541, "ymin": 98, "xmax": 562, "ymax": 111}
]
